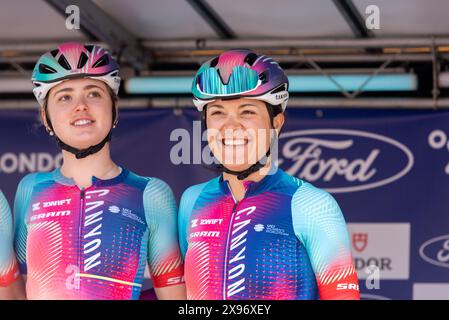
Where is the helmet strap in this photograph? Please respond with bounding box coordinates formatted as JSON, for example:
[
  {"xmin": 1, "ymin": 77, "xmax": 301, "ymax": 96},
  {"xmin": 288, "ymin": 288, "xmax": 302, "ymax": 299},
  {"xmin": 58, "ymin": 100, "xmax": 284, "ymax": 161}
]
[
  {"xmin": 56, "ymin": 132, "xmax": 112, "ymax": 159},
  {"xmin": 203, "ymin": 130, "xmax": 277, "ymax": 181},
  {"xmin": 201, "ymin": 103, "xmax": 280, "ymax": 180},
  {"xmin": 44, "ymin": 101, "xmax": 117, "ymax": 159}
]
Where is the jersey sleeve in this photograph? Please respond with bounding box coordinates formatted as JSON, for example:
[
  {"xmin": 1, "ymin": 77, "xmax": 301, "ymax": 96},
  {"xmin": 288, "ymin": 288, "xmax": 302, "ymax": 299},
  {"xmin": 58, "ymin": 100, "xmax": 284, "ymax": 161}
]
[
  {"xmin": 178, "ymin": 183, "xmax": 206, "ymax": 259},
  {"xmin": 13, "ymin": 173, "xmax": 38, "ymax": 276},
  {"xmin": 0, "ymin": 190, "xmax": 19, "ymax": 286},
  {"xmin": 143, "ymin": 178, "xmax": 184, "ymax": 288},
  {"xmin": 292, "ymin": 182, "xmax": 360, "ymax": 300}
]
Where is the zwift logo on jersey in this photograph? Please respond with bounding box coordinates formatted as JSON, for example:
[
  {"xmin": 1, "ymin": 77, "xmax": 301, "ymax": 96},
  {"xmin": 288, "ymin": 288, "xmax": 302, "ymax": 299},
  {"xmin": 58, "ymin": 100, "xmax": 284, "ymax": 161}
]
[
  {"xmin": 32, "ymin": 202, "xmax": 40, "ymax": 211},
  {"xmin": 191, "ymin": 218, "xmax": 223, "ymax": 228},
  {"xmin": 30, "ymin": 198, "xmax": 73, "ymax": 221},
  {"xmin": 191, "ymin": 219, "xmax": 199, "ymax": 228},
  {"xmin": 32, "ymin": 199, "xmax": 72, "ymax": 211},
  {"xmin": 278, "ymin": 129, "xmax": 414, "ymax": 193}
]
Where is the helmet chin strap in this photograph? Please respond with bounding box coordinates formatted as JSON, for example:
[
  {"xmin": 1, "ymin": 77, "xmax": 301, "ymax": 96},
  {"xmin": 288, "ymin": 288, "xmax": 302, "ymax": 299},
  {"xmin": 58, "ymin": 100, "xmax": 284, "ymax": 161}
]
[
  {"xmin": 44, "ymin": 102, "xmax": 117, "ymax": 159},
  {"xmin": 55, "ymin": 131, "xmax": 112, "ymax": 159},
  {"xmin": 201, "ymin": 104, "xmax": 279, "ymax": 181},
  {"xmin": 203, "ymin": 130, "xmax": 277, "ymax": 181},
  {"xmin": 220, "ymin": 148, "xmax": 271, "ymax": 180}
]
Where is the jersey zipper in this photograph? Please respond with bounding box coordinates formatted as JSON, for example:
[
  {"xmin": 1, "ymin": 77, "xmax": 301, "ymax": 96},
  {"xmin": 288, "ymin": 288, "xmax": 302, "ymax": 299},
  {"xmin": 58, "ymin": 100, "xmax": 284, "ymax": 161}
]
[
  {"xmin": 78, "ymin": 188, "xmax": 85, "ymax": 292},
  {"xmin": 222, "ymin": 181, "xmax": 251, "ymax": 300}
]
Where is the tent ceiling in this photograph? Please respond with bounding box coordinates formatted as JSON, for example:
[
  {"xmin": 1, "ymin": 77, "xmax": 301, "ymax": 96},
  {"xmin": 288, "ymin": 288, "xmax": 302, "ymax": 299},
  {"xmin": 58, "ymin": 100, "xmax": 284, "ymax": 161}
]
[
  {"xmin": 1, "ymin": 0, "xmax": 449, "ymax": 105},
  {"xmin": 0, "ymin": 0, "xmax": 86, "ymax": 41},
  {"xmin": 2, "ymin": 0, "xmax": 449, "ymax": 43},
  {"xmin": 354, "ymin": 0, "xmax": 449, "ymax": 37},
  {"xmin": 93, "ymin": 0, "xmax": 218, "ymax": 39},
  {"xmin": 207, "ymin": 0, "xmax": 354, "ymax": 38}
]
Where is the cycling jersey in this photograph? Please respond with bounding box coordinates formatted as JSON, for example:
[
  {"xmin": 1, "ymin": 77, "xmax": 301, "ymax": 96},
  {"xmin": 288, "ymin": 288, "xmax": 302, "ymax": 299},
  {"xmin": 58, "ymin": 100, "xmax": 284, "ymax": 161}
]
[
  {"xmin": 12, "ymin": 167, "xmax": 184, "ymax": 300},
  {"xmin": 0, "ymin": 190, "xmax": 19, "ymax": 286},
  {"xmin": 178, "ymin": 168, "xmax": 359, "ymax": 300}
]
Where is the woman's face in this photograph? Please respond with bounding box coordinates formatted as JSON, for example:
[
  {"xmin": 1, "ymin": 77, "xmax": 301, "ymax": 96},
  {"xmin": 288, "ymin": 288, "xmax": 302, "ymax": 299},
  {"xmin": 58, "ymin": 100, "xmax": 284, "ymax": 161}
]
[
  {"xmin": 43, "ymin": 78, "xmax": 115, "ymax": 150},
  {"xmin": 206, "ymin": 98, "xmax": 284, "ymax": 172}
]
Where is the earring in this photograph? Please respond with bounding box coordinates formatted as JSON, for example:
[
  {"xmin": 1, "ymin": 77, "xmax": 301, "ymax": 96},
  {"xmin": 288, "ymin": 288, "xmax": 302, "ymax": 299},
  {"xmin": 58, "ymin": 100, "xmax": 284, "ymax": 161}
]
[{"xmin": 113, "ymin": 121, "xmax": 118, "ymax": 129}]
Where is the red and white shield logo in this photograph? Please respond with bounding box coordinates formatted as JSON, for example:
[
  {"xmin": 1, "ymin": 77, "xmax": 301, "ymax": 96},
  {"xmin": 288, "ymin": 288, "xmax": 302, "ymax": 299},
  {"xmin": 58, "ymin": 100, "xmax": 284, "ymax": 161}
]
[{"xmin": 352, "ymin": 233, "xmax": 368, "ymax": 252}]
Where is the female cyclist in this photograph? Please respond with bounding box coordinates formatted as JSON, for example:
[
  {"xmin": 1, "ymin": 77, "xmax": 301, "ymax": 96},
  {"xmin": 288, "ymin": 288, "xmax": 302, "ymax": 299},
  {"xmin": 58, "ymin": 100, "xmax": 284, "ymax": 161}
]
[
  {"xmin": 12, "ymin": 42, "xmax": 185, "ymax": 300},
  {"xmin": 178, "ymin": 49, "xmax": 359, "ymax": 300}
]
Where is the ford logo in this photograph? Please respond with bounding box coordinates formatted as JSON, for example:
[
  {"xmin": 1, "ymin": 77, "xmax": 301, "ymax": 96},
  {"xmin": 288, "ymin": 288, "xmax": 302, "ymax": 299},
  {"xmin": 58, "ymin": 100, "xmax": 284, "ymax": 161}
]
[
  {"xmin": 419, "ymin": 234, "xmax": 449, "ymax": 268},
  {"xmin": 278, "ymin": 129, "xmax": 414, "ymax": 193}
]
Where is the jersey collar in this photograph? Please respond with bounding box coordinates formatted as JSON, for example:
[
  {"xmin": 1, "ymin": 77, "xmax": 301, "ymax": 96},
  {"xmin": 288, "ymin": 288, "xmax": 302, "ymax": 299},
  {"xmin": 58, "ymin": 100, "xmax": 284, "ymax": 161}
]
[
  {"xmin": 218, "ymin": 166, "xmax": 284, "ymax": 198},
  {"xmin": 52, "ymin": 166, "xmax": 129, "ymax": 187}
]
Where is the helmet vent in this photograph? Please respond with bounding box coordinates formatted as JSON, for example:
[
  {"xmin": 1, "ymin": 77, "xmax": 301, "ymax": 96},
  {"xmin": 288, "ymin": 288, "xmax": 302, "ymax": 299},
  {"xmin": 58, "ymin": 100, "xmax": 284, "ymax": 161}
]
[
  {"xmin": 259, "ymin": 71, "xmax": 269, "ymax": 84},
  {"xmin": 210, "ymin": 57, "xmax": 219, "ymax": 68},
  {"xmin": 50, "ymin": 49, "xmax": 59, "ymax": 58},
  {"xmin": 58, "ymin": 55, "xmax": 71, "ymax": 71},
  {"xmin": 77, "ymin": 52, "xmax": 89, "ymax": 69},
  {"xmin": 92, "ymin": 54, "xmax": 109, "ymax": 68},
  {"xmin": 84, "ymin": 45, "xmax": 94, "ymax": 53},
  {"xmin": 244, "ymin": 53, "xmax": 258, "ymax": 66},
  {"xmin": 271, "ymin": 84, "xmax": 287, "ymax": 94},
  {"xmin": 39, "ymin": 64, "xmax": 57, "ymax": 74}
]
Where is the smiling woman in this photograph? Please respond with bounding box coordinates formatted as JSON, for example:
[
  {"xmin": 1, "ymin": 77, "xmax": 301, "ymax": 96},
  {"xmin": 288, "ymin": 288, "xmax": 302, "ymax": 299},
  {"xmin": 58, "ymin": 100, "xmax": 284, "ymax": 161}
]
[
  {"xmin": 205, "ymin": 98, "xmax": 279, "ymax": 174},
  {"xmin": 43, "ymin": 79, "xmax": 116, "ymax": 159},
  {"xmin": 179, "ymin": 49, "xmax": 360, "ymax": 300},
  {"xmin": 31, "ymin": 42, "xmax": 121, "ymax": 161},
  {"xmin": 3, "ymin": 42, "xmax": 187, "ymax": 300}
]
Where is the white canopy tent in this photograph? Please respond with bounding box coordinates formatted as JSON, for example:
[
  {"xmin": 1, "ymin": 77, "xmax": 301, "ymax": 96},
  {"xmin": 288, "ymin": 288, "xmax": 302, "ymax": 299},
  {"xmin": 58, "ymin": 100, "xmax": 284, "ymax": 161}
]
[{"xmin": 1, "ymin": 0, "xmax": 449, "ymax": 108}]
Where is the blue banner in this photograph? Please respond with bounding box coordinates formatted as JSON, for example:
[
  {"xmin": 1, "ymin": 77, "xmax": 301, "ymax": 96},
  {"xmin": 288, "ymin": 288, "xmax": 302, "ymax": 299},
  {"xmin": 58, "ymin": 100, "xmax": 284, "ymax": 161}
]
[{"xmin": 1, "ymin": 107, "xmax": 448, "ymax": 300}]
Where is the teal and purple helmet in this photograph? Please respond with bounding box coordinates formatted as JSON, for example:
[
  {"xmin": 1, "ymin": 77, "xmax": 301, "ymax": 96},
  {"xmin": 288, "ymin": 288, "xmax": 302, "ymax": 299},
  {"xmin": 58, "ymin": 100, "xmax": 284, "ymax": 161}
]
[
  {"xmin": 191, "ymin": 49, "xmax": 289, "ymax": 111},
  {"xmin": 31, "ymin": 42, "xmax": 121, "ymax": 107}
]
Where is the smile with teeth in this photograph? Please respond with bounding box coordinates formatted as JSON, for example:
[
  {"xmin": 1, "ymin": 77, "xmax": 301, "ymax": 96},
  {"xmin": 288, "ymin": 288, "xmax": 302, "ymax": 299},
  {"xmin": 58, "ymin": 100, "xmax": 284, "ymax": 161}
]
[
  {"xmin": 72, "ymin": 119, "xmax": 94, "ymax": 126},
  {"xmin": 222, "ymin": 139, "xmax": 248, "ymax": 146}
]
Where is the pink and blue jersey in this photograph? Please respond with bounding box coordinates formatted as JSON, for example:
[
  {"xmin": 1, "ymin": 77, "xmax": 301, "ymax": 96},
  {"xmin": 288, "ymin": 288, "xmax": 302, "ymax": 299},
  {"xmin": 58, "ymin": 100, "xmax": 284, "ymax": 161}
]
[
  {"xmin": 0, "ymin": 190, "xmax": 19, "ymax": 286},
  {"xmin": 178, "ymin": 168, "xmax": 359, "ymax": 300},
  {"xmin": 10, "ymin": 168, "xmax": 184, "ymax": 299}
]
